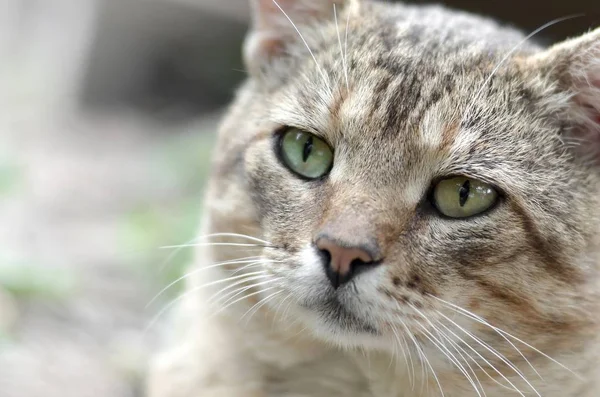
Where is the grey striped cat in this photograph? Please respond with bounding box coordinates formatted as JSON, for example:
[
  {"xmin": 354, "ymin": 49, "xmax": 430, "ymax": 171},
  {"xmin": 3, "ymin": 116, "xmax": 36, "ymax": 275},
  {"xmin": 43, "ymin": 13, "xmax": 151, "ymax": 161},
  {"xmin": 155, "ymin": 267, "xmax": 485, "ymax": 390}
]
[{"xmin": 148, "ymin": 1, "xmax": 600, "ymax": 396}]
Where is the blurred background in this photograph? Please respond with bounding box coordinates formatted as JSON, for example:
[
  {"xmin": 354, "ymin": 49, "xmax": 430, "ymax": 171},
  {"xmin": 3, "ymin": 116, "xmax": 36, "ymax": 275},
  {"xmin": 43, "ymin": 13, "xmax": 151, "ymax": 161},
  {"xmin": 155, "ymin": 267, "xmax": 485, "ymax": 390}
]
[{"xmin": 0, "ymin": 0, "xmax": 597, "ymax": 396}]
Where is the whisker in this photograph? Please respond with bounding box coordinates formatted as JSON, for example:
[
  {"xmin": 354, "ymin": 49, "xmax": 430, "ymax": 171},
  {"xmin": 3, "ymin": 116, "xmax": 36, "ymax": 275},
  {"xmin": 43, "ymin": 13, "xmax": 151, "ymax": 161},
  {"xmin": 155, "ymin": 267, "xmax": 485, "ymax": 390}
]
[
  {"xmin": 408, "ymin": 305, "xmax": 482, "ymax": 397},
  {"xmin": 146, "ymin": 257, "xmax": 263, "ymax": 308},
  {"xmin": 361, "ymin": 345, "xmax": 372, "ymax": 373},
  {"xmin": 396, "ymin": 314, "xmax": 444, "ymax": 397},
  {"xmin": 438, "ymin": 328, "xmax": 488, "ymax": 397},
  {"xmin": 431, "ymin": 319, "xmax": 488, "ymax": 397},
  {"xmin": 157, "ymin": 235, "xmax": 198, "ymax": 274},
  {"xmin": 420, "ymin": 323, "xmax": 482, "ymax": 397},
  {"xmin": 435, "ymin": 307, "xmax": 537, "ymax": 380},
  {"xmin": 334, "ymin": 4, "xmax": 349, "ymax": 90},
  {"xmin": 283, "ymin": 321, "xmax": 309, "ymax": 343},
  {"xmin": 210, "ymin": 275, "xmax": 277, "ymax": 306},
  {"xmin": 281, "ymin": 291, "xmax": 297, "ymax": 322},
  {"xmin": 230, "ymin": 261, "xmax": 269, "ymax": 276},
  {"xmin": 403, "ymin": 315, "xmax": 429, "ymax": 394},
  {"xmin": 344, "ymin": 3, "xmax": 351, "ymax": 85},
  {"xmin": 271, "ymin": 0, "xmax": 330, "ymax": 89},
  {"xmin": 271, "ymin": 292, "xmax": 293, "ymax": 328},
  {"xmin": 460, "ymin": 14, "xmax": 583, "ymax": 127},
  {"xmin": 241, "ymin": 289, "xmax": 284, "ymax": 323},
  {"xmin": 434, "ymin": 317, "xmax": 523, "ymax": 393},
  {"xmin": 156, "ymin": 233, "xmax": 272, "ymax": 273},
  {"xmin": 188, "ymin": 232, "xmax": 272, "ymax": 245},
  {"xmin": 429, "ymin": 294, "xmax": 580, "ymax": 379},
  {"xmin": 144, "ymin": 271, "xmax": 269, "ymax": 332},
  {"xmin": 387, "ymin": 322, "xmax": 399, "ymax": 374},
  {"xmin": 214, "ymin": 280, "xmax": 273, "ymax": 308},
  {"xmin": 160, "ymin": 242, "xmax": 271, "ymax": 249},
  {"xmin": 213, "ymin": 286, "xmax": 279, "ymax": 317},
  {"xmin": 435, "ymin": 310, "xmax": 539, "ymax": 397},
  {"xmin": 387, "ymin": 315, "xmax": 414, "ymax": 388}
]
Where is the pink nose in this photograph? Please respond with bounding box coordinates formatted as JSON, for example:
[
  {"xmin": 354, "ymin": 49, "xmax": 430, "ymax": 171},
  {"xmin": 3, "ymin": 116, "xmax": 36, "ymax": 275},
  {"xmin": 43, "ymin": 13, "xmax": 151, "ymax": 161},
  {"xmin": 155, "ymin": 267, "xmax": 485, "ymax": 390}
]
[{"xmin": 315, "ymin": 236, "xmax": 377, "ymax": 289}]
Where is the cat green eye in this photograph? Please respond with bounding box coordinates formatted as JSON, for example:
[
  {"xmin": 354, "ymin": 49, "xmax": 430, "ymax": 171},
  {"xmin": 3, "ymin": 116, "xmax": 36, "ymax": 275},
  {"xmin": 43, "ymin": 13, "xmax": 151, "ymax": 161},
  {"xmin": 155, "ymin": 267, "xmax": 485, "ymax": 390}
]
[
  {"xmin": 279, "ymin": 128, "xmax": 334, "ymax": 179},
  {"xmin": 433, "ymin": 176, "xmax": 498, "ymax": 218}
]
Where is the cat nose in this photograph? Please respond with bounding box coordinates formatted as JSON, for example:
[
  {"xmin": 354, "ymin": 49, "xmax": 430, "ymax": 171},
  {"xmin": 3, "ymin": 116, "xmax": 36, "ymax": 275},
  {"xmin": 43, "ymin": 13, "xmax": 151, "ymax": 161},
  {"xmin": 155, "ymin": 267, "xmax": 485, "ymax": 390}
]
[{"xmin": 315, "ymin": 235, "xmax": 379, "ymax": 289}]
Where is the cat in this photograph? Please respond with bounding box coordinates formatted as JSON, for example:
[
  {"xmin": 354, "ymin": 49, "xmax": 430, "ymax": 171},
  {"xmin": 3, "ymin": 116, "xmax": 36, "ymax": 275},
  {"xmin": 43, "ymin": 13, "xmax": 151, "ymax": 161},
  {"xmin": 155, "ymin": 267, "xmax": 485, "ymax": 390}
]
[{"xmin": 147, "ymin": 0, "xmax": 600, "ymax": 396}]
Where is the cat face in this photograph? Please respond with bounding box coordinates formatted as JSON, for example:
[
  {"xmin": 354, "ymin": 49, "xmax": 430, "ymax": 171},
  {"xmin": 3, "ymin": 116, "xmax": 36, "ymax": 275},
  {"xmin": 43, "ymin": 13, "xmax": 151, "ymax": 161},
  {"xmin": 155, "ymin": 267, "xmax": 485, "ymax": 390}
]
[{"xmin": 212, "ymin": 0, "xmax": 600, "ymax": 361}]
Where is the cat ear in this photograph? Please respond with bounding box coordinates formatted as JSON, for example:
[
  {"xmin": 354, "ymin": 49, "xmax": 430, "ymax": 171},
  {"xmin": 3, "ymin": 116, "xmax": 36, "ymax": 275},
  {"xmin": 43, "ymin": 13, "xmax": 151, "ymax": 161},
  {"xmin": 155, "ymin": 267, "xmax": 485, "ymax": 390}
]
[
  {"xmin": 244, "ymin": 0, "xmax": 357, "ymax": 76},
  {"xmin": 530, "ymin": 28, "xmax": 600, "ymax": 161}
]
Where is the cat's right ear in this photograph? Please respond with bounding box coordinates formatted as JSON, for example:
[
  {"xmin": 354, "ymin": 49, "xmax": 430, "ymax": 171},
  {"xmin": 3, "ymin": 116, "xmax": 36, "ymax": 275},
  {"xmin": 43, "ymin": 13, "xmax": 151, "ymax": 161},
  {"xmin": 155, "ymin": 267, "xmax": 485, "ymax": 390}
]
[
  {"xmin": 527, "ymin": 28, "xmax": 600, "ymax": 163},
  {"xmin": 244, "ymin": 0, "xmax": 358, "ymax": 77}
]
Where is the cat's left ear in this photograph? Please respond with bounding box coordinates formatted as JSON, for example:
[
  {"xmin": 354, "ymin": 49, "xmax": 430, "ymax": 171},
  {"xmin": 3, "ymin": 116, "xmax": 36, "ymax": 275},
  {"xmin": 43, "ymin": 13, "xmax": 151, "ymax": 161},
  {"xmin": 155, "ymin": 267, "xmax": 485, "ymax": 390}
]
[
  {"xmin": 529, "ymin": 28, "xmax": 600, "ymax": 161},
  {"xmin": 244, "ymin": 0, "xmax": 358, "ymax": 77}
]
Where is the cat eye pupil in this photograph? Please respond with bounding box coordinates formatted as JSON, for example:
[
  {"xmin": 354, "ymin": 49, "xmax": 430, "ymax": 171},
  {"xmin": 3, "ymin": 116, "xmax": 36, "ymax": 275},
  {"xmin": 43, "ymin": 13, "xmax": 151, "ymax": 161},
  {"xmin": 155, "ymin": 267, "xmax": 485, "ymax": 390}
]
[
  {"xmin": 459, "ymin": 180, "xmax": 470, "ymax": 207},
  {"xmin": 302, "ymin": 136, "xmax": 314, "ymax": 162}
]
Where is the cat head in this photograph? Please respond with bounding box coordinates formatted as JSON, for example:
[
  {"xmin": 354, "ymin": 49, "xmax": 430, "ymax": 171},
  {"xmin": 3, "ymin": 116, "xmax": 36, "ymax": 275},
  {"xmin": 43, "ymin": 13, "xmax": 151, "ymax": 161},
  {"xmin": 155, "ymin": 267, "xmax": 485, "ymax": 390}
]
[{"xmin": 211, "ymin": 0, "xmax": 600, "ymax": 374}]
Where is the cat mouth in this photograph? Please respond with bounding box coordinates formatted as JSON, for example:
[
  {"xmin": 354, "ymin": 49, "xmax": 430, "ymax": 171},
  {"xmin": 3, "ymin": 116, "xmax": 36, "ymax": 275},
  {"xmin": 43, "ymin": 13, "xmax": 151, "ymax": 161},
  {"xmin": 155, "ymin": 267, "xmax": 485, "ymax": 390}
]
[{"xmin": 302, "ymin": 294, "xmax": 379, "ymax": 336}]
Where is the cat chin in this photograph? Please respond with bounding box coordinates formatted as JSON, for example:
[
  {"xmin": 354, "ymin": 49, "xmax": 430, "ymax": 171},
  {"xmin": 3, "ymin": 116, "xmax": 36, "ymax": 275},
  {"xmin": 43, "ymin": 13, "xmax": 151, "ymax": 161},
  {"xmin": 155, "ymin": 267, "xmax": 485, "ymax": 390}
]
[
  {"xmin": 273, "ymin": 294, "xmax": 392, "ymax": 351},
  {"xmin": 299, "ymin": 312, "xmax": 393, "ymax": 352},
  {"xmin": 312, "ymin": 326, "xmax": 393, "ymax": 352}
]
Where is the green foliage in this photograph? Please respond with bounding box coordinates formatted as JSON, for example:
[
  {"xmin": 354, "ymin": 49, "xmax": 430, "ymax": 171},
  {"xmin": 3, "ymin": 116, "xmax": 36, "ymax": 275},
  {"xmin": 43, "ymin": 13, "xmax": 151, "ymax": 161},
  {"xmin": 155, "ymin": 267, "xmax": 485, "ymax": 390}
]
[
  {"xmin": 0, "ymin": 161, "xmax": 21, "ymax": 196},
  {"xmin": 118, "ymin": 129, "xmax": 216, "ymax": 299},
  {"xmin": 0, "ymin": 259, "xmax": 77, "ymax": 300}
]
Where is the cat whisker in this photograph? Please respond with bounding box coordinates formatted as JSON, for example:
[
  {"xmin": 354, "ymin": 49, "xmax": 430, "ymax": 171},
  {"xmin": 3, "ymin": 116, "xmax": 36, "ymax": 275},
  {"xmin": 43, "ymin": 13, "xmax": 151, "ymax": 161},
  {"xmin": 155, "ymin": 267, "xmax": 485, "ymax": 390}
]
[
  {"xmin": 230, "ymin": 260, "xmax": 274, "ymax": 276},
  {"xmin": 407, "ymin": 327, "xmax": 444, "ymax": 397},
  {"xmin": 213, "ymin": 286, "xmax": 280, "ymax": 318},
  {"xmin": 359, "ymin": 345, "xmax": 372, "ymax": 373},
  {"xmin": 387, "ymin": 314, "xmax": 414, "ymax": 388},
  {"xmin": 344, "ymin": 2, "xmax": 351, "ymax": 85},
  {"xmin": 271, "ymin": 291, "xmax": 293, "ymax": 328},
  {"xmin": 146, "ymin": 257, "xmax": 264, "ymax": 308},
  {"xmin": 214, "ymin": 281, "xmax": 273, "ymax": 309},
  {"xmin": 270, "ymin": 0, "xmax": 330, "ymax": 90},
  {"xmin": 395, "ymin": 311, "xmax": 442, "ymax": 397},
  {"xmin": 436, "ymin": 306, "xmax": 542, "ymax": 381},
  {"xmin": 429, "ymin": 294, "xmax": 581, "ymax": 379},
  {"xmin": 435, "ymin": 310, "xmax": 539, "ymax": 397},
  {"xmin": 433, "ymin": 317, "xmax": 523, "ymax": 393},
  {"xmin": 386, "ymin": 319, "xmax": 400, "ymax": 374},
  {"xmin": 461, "ymin": 15, "xmax": 583, "ymax": 128},
  {"xmin": 434, "ymin": 319, "xmax": 525, "ymax": 395},
  {"xmin": 334, "ymin": 4, "xmax": 350, "ymax": 91},
  {"xmin": 408, "ymin": 305, "xmax": 483, "ymax": 397},
  {"xmin": 157, "ymin": 235, "xmax": 199, "ymax": 274},
  {"xmin": 241, "ymin": 289, "xmax": 284, "ymax": 324},
  {"xmin": 194, "ymin": 232, "xmax": 273, "ymax": 245},
  {"xmin": 144, "ymin": 271, "xmax": 269, "ymax": 333},
  {"xmin": 160, "ymin": 242, "xmax": 272, "ymax": 249},
  {"xmin": 156, "ymin": 233, "xmax": 272, "ymax": 273},
  {"xmin": 281, "ymin": 291, "xmax": 297, "ymax": 322},
  {"xmin": 422, "ymin": 323, "xmax": 483, "ymax": 397},
  {"xmin": 562, "ymin": 136, "xmax": 590, "ymax": 143},
  {"xmin": 209, "ymin": 274, "xmax": 278, "ymax": 306},
  {"xmin": 432, "ymin": 321, "xmax": 488, "ymax": 397},
  {"xmin": 283, "ymin": 321, "xmax": 309, "ymax": 343},
  {"xmin": 435, "ymin": 310, "xmax": 528, "ymax": 378},
  {"xmin": 402, "ymin": 317, "xmax": 429, "ymax": 394}
]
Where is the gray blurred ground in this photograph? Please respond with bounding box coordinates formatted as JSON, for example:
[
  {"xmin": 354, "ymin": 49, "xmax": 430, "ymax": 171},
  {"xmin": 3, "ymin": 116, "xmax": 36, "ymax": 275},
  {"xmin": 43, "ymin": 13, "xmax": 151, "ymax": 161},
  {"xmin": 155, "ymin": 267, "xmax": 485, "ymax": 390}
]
[
  {"xmin": 0, "ymin": 111, "xmax": 216, "ymax": 396},
  {"xmin": 0, "ymin": 0, "xmax": 597, "ymax": 396},
  {"xmin": 0, "ymin": 2, "xmax": 229, "ymax": 395}
]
